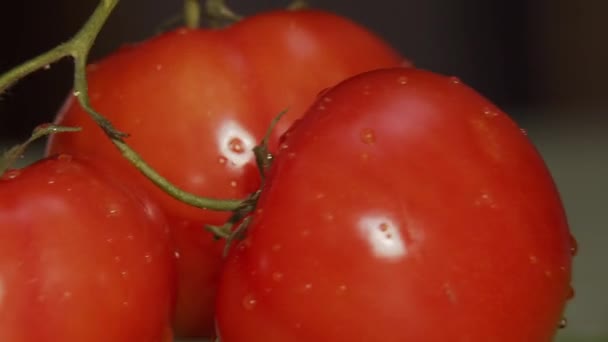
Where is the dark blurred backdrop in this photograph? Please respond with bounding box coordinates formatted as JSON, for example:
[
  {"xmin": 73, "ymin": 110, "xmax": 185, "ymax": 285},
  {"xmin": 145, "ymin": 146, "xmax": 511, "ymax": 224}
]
[{"xmin": 1, "ymin": 0, "xmax": 606, "ymax": 139}]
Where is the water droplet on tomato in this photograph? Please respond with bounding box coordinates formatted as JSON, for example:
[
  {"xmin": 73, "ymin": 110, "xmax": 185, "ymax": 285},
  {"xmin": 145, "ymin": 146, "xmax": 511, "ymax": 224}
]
[
  {"xmin": 218, "ymin": 156, "xmax": 228, "ymax": 165},
  {"xmin": 228, "ymin": 138, "xmax": 245, "ymax": 154},
  {"xmin": 2, "ymin": 169, "xmax": 21, "ymax": 180},
  {"xmin": 230, "ymin": 180, "xmax": 238, "ymax": 188},
  {"xmin": 482, "ymin": 107, "xmax": 499, "ymax": 118},
  {"xmin": 520, "ymin": 128, "xmax": 528, "ymax": 136},
  {"xmin": 529, "ymin": 255, "xmax": 539, "ymax": 264},
  {"xmin": 144, "ymin": 254, "xmax": 153, "ymax": 263},
  {"xmin": 317, "ymin": 104, "xmax": 326, "ymax": 111},
  {"xmin": 279, "ymin": 142, "xmax": 289, "ymax": 150},
  {"xmin": 336, "ymin": 284, "xmax": 348, "ymax": 295},
  {"xmin": 272, "ymin": 272, "xmax": 284, "ymax": 282},
  {"xmin": 287, "ymin": 151, "xmax": 296, "ymax": 159},
  {"xmin": 360, "ymin": 152, "xmax": 370, "ymax": 161},
  {"xmin": 300, "ymin": 229, "xmax": 311, "ymax": 237},
  {"xmin": 174, "ymin": 251, "xmax": 181, "ymax": 259},
  {"xmin": 122, "ymin": 301, "xmax": 130, "ymax": 307},
  {"xmin": 121, "ymin": 270, "xmax": 129, "ymax": 279},
  {"xmin": 63, "ymin": 291, "xmax": 72, "ymax": 299},
  {"xmin": 559, "ymin": 317, "xmax": 568, "ymax": 329},
  {"xmin": 107, "ymin": 206, "xmax": 120, "ymax": 218},
  {"xmin": 57, "ymin": 154, "xmax": 73, "ymax": 162},
  {"xmin": 242, "ymin": 294, "xmax": 257, "ymax": 310},
  {"xmin": 114, "ymin": 256, "xmax": 121, "ymax": 263},
  {"xmin": 322, "ymin": 96, "xmax": 332, "ymax": 103},
  {"xmin": 360, "ymin": 128, "xmax": 376, "ymax": 145},
  {"xmin": 567, "ymin": 286, "xmax": 575, "ymax": 300},
  {"xmin": 155, "ymin": 64, "xmax": 163, "ymax": 71},
  {"xmin": 272, "ymin": 244, "xmax": 282, "ymax": 252},
  {"xmin": 449, "ymin": 76, "xmax": 461, "ymax": 84},
  {"xmin": 177, "ymin": 28, "xmax": 189, "ymax": 35},
  {"xmin": 569, "ymin": 234, "xmax": 578, "ymax": 256},
  {"xmin": 397, "ymin": 76, "xmax": 408, "ymax": 85},
  {"xmin": 303, "ymin": 283, "xmax": 313, "ymax": 291}
]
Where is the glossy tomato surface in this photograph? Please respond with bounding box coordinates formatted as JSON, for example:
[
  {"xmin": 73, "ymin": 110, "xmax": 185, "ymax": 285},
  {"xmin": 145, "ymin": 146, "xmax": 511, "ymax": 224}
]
[
  {"xmin": 216, "ymin": 68, "xmax": 574, "ymax": 341},
  {"xmin": 46, "ymin": 9, "xmax": 406, "ymax": 336},
  {"xmin": 0, "ymin": 155, "xmax": 175, "ymax": 342}
]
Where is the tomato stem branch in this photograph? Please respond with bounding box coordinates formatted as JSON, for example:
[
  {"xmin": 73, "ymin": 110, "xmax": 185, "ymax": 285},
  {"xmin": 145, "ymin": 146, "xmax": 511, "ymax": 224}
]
[
  {"xmin": 205, "ymin": 0, "xmax": 243, "ymax": 22},
  {"xmin": 0, "ymin": 0, "xmax": 246, "ymax": 212},
  {"xmin": 184, "ymin": 0, "xmax": 201, "ymax": 28}
]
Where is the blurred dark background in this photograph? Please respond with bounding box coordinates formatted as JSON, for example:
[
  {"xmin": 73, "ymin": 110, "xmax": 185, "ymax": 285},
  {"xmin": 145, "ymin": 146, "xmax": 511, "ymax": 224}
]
[
  {"xmin": 0, "ymin": 1, "xmax": 606, "ymax": 341},
  {"xmin": 1, "ymin": 0, "xmax": 606, "ymax": 140}
]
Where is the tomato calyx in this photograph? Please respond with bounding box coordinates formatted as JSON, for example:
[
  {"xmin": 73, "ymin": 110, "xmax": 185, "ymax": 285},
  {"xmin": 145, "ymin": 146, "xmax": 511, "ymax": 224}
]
[{"xmin": 0, "ymin": 123, "xmax": 81, "ymax": 177}]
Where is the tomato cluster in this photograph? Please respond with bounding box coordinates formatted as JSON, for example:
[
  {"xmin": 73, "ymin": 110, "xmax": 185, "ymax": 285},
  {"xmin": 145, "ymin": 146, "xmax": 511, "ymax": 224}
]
[{"xmin": 0, "ymin": 5, "xmax": 574, "ymax": 342}]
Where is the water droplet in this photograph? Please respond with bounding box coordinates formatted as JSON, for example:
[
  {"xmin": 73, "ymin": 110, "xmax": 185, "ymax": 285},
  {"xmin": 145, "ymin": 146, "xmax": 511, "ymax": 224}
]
[
  {"xmin": 174, "ymin": 251, "xmax": 181, "ymax": 259},
  {"xmin": 520, "ymin": 128, "xmax": 528, "ymax": 136},
  {"xmin": 567, "ymin": 286, "xmax": 575, "ymax": 300},
  {"xmin": 57, "ymin": 154, "xmax": 73, "ymax": 162},
  {"xmin": 559, "ymin": 317, "xmax": 568, "ymax": 329},
  {"xmin": 177, "ymin": 28, "xmax": 189, "ymax": 35},
  {"xmin": 106, "ymin": 206, "xmax": 120, "ymax": 218},
  {"xmin": 529, "ymin": 255, "xmax": 539, "ymax": 264},
  {"xmin": 126, "ymin": 234, "xmax": 134, "ymax": 241},
  {"xmin": 2, "ymin": 169, "xmax": 21, "ymax": 180},
  {"xmin": 122, "ymin": 301, "xmax": 130, "ymax": 307},
  {"xmin": 287, "ymin": 152, "xmax": 297, "ymax": 159},
  {"xmin": 73, "ymin": 90, "xmax": 81, "ymax": 97},
  {"xmin": 272, "ymin": 244, "xmax": 282, "ymax": 252},
  {"xmin": 544, "ymin": 270, "xmax": 553, "ymax": 278},
  {"xmin": 482, "ymin": 107, "xmax": 499, "ymax": 117},
  {"xmin": 230, "ymin": 180, "xmax": 238, "ymax": 188},
  {"xmin": 279, "ymin": 142, "xmax": 289, "ymax": 150},
  {"xmin": 155, "ymin": 64, "xmax": 163, "ymax": 71},
  {"xmin": 218, "ymin": 156, "xmax": 227, "ymax": 164},
  {"xmin": 336, "ymin": 284, "xmax": 348, "ymax": 294},
  {"xmin": 317, "ymin": 104, "xmax": 326, "ymax": 111},
  {"xmin": 397, "ymin": 76, "xmax": 408, "ymax": 85},
  {"xmin": 322, "ymin": 96, "xmax": 332, "ymax": 103},
  {"xmin": 315, "ymin": 193, "xmax": 326, "ymax": 199},
  {"xmin": 63, "ymin": 291, "xmax": 72, "ymax": 299},
  {"xmin": 300, "ymin": 229, "xmax": 311, "ymax": 237},
  {"xmin": 228, "ymin": 138, "xmax": 245, "ymax": 154},
  {"xmin": 449, "ymin": 76, "xmax": 461, "ymax": 84},
  {"xmin": 242, "ymin": 294, "xmax": 257, "ymax": 310},
  {"xmin": 303, "ymin": 283, "xmax": 313, "ymax": 291},
  {"xmin": 144, "ymin": 254, "xmax": 153, "ymax": 263},
  {"xmin": 106, "ymin": 238, "xmax": 114, "ymax": 244},
  {"xmin": 114, "ymin": 256, "xmax": 121, "ymax": 263},
  {"xmin": 569, "ymin": 234, "xmax": 578, "ymax": 256},
  {"xmin": 360, "ymin": 128, "xmax": 376, "ymax": 145},
  {"xmin": 43, "ymin": 64, "xmax": 51, "ymax": 70},
  {"xmin": 360, "ymin": 152, "xmax": 370, "ymax": 161},
  {"xmin": 121, "ymin": 270, "xmax": 129, "ymax": 279},
  {"xmin": 272, "ymin": 272, "xmax": 284, "ymax": 282}
]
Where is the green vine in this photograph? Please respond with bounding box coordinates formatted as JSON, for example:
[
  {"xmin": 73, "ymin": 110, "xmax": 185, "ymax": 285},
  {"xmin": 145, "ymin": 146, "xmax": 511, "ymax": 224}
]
[{"xmin": 0, "ymin": 0, "xmax": 244, "ymax": 212}]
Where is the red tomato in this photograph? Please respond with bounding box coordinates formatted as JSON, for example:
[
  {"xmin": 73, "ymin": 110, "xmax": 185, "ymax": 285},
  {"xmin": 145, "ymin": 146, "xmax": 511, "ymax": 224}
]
[
  {"xmin": 215, "ymin": 68, "xmax": 575, "ymax": 341},
  {"xmin": 46, "ymin": 9, "xmax": 406, "ymax": 336},
  {"xmin": 0, "ymin": 154, "xmax": 175, "ymax": 341}
]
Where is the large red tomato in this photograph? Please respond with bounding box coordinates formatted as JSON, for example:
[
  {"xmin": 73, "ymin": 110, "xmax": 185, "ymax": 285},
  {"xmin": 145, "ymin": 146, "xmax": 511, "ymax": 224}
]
[
  {"xmin": 46, "ymin": 9, "xmax": 406, "ymax": 336},
  {"xmin": 0, "ymin": 154, "xmax": 175, "ymax": 342},
  {"xmin": 215, "ymin": 68, "xmax": 574, "ymax": 341}
]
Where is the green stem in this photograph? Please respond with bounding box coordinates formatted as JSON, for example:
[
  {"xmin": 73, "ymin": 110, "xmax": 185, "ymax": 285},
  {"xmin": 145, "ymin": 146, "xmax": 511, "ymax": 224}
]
[
  {"xmin": 0, "ymin": 0, "xmax": 245, "ymax": 212},
  {"xmin": 184, "ymin": 0, "xmax": 201, "ymax": 28},
  {"xmin": 0, "ymin": 124, "xmax": 81, "ymax": 176},
  {"xmin": 205, "ymin": 0, "xmax": 242, "ymax": 22}
]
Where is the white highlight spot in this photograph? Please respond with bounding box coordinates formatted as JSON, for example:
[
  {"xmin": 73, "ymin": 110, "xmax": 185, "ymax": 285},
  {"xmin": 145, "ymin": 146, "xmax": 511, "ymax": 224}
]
[
  {"xmin": 358, "ymin": 215, "xmax": 406, "ymax": 260},
  {"xmin": 217, "ymin": 120, "xmax": 255, "ymax": 167}
]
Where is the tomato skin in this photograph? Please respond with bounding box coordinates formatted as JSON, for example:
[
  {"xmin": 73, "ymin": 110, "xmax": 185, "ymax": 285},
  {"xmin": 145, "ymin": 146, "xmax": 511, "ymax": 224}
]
[
  {"xmin": 46, "ymin": 9, "xmax": 405, "ymax": 336},
  {"xmin": 216, "ymin": 68, "xmax": 573, "ymax": 341},
  {"xmin": 0, "ymin": 155, "xmax": 175, "ymax": 342}
]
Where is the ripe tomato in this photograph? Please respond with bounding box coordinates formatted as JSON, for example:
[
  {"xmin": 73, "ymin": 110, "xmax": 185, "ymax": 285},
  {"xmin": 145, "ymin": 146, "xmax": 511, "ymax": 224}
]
[
  {"xmin": 0, "ymin": 154, "xmax": 175, "ymax": 342},
  {"xmin": 46, "ymin": 9, "xmax": 406, "ymax": 336},
  {"xmin": 215, "ymin": 68, "xmax": 574, "ymax": 341}
]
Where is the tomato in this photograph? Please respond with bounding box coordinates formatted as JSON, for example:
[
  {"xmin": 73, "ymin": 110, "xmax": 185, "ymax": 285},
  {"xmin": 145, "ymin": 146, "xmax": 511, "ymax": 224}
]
[
  {"xmin": 0, "ymin": 154, "xmax": 175, "ymax": 342},
  {"xmin": 215, "ymin": 68, "xmax": 574, "ymax": 341},
  {"xmin": 46, "ymin": 9, "xmax": 406, "ymax": 336}
]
